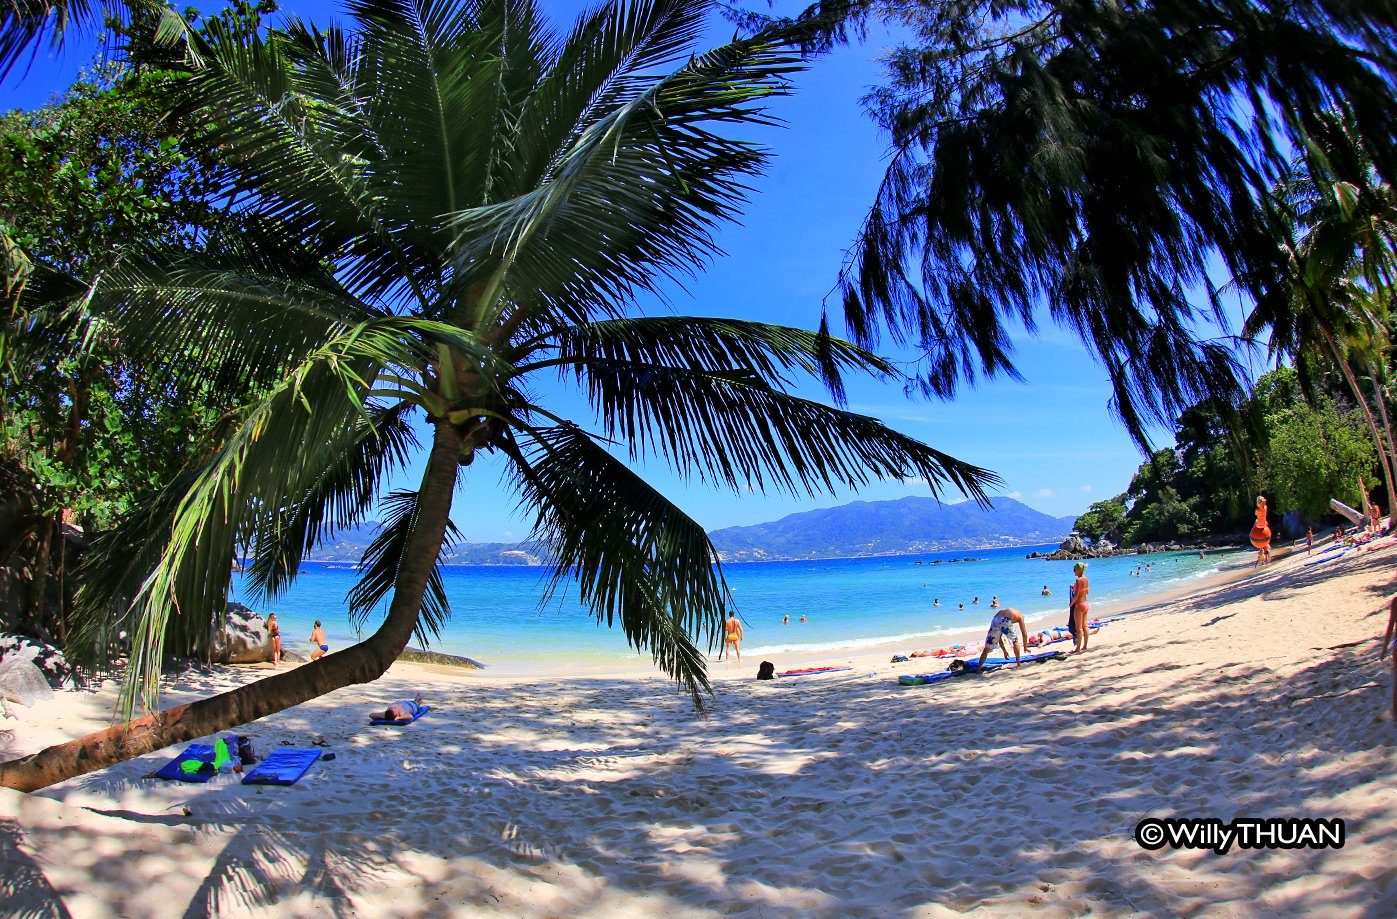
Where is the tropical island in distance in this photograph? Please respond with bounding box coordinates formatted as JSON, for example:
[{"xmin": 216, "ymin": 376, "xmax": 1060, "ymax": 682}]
[{"xmin": 304, "ymin": 496, "xmax": 1080, "ymax": 565}]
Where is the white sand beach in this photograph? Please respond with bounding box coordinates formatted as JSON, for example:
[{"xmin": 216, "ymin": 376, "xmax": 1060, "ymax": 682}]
[{"xmin": 3, "ymin": 544, "xmax": 1396, "ymax": 918}]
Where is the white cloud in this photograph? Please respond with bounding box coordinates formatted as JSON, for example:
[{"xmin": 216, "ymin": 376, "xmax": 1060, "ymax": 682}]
[
  {"xmin": 1079, "ymin": 484, "xmax": 1093, "ymax": 493},
  {"xmin": 503, "ymin": 530, "xmax": 515, "ymax": 540},
  {"xmin": 1033, "ymin": 488, "xmax": 1056, "ymax": 499},
  {"xmin": 1005, "ymin": 490, "xmax": 1023, "ymax": 499}
]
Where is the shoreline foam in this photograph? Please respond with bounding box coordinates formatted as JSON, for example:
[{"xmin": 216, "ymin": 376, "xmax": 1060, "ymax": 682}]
[{"xmin": 4, "ymin": 538, "xmax": 1394, "ymax": 918}]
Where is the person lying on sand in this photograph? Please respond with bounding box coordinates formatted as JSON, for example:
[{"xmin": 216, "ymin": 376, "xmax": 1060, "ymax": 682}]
[
  {"xmin": 375, "ymin": 694, "xmax": 425, "ymax": 722},
  {"xmin": 1382, "ymin": 599, "xmax": 1397, "ymax": 720},
  {"xmin": 972, "ymin": 608, "xmax": 1030, "ymax": 670}
]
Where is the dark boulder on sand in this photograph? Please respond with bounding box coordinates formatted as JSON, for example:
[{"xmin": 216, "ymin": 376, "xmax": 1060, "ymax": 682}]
[
  {"xmin": 210, "ymin": 602, "xmax": 276, "ymax": 664},
  {"xmin": 0, "ymin": 634, "xmax": 72, "ymax": 688}
]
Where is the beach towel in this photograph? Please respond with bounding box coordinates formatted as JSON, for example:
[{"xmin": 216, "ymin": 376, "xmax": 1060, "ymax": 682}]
[
  {"xmin": 153, "ymin": 743, "xmax": 220, "ymax": 783},
  {"xmin": 899, "ymin": 662, "xmax": 1005, "ymax": 685},
  {"xmin": 776, "ymin": 666, "xmax": 851, "ymax": 678},
  {"xmin": 370, "ymin": 704, "xmax": 431, "ymax": 726},
  {"xmin": 975, "ymin": 650, "xmax": 1068, "ymax": 667},
  {"xmin": 241, "ymin": 748, "xmax": 322, "ymax": 786},
  {"xmin": 899, "ymin": 649, "xmax": 1067, "ymax": 686}
]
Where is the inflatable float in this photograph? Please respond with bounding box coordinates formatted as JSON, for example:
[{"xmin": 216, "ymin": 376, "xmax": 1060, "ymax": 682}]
[{"xmin": 1330, "ymin": 498, "xmax": 1366, "ymax": 526}]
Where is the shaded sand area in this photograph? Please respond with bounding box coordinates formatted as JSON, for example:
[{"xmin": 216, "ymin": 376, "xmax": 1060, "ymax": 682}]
[{"xmin": 3, "ymin": 545, "xmax": 1397, "ymax": 917}]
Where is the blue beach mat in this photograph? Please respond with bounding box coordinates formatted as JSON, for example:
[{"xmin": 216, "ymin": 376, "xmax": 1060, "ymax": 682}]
[
  {"xmin": 370, "ymin": 704, "xmax": 431, "ymax": 726},
  {"xmin": 1307, "ymin": 548, "xmax": 1351, "ymax": 566},
  {"xmin": 241, "ymin": 748, "xmax": 322, "ymax": 786},
  {"xmin": 153, "ymin": 743, "xmax": 219, "ymax": 783},
  {"xmin": 976, "ymin": 650, "xmax": 1068, "ymax": 667},
  {"xmin": 898, "ymin": 650, "xmax": 1067, "ymax": 686},
  {"xmin": 899, "ymin": 670, "xmax": 977, "ymax": 686}
]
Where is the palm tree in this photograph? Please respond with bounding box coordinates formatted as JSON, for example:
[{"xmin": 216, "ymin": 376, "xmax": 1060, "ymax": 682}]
[
  {"xmin": 2, "ymin": 0, "xmax": 156, "ymax": 79},
  {"xmin": 0, "ymin": 0, "xmax": 993, "ymax": 792},
  {"xmin": 1244, "ymin": 114, "xmax": 1397, "ymax": 525}
]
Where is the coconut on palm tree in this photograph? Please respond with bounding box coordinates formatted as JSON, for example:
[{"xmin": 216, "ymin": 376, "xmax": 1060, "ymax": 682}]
[{"xmin": 0, "ymin": 0, "xmax": 994, "ymax": 792}]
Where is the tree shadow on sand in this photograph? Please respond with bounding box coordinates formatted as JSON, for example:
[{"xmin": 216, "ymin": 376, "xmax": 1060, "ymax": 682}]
[
  {"xmin": 0, "ymin": 818, "xmax": 72, "ymax": 919},
  {"xmin": 19, "ymin": 551, "xmax": 1397, "ymax": 917}
]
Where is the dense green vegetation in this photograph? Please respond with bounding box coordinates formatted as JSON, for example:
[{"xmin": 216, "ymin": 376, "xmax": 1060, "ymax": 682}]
[
  {"xmin": 1075, "ymin": 367, "xmax": 1382, "ymax": 546},
  {"xmin": 0, "ymin": 0, "xmax": 1394, "ymax": 791},
  {"xmin": 0, "ymin": 0, "xmax": 998, "ymax": 790},
  {"xmin": 0, "ymin": 3, "xmax": 273, "ymax": 647}
]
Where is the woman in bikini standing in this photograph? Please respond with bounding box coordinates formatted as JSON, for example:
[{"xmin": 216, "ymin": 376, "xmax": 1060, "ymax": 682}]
[
  {"xmin": 267, "ymin": 613, "xmax": 282, "ymax": 664},
  {"xmin": 1069, "ymin": 562, "xmax": 1091, "ymax": 654}
]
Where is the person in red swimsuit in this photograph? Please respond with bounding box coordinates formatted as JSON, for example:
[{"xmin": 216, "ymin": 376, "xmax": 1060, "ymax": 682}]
[{"xmin": 1070, "ymin": 562, "xmax": 1091, "ymax": 653}]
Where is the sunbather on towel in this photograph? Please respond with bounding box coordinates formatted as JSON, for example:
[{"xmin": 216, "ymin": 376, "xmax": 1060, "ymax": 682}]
[
  {"xmin": 973, "ymin": 608, "xmax": 1029, "ymax": 670},
  {"xmin": 375, "ymin": 694, "xmax": 425, "ymax": 722}
]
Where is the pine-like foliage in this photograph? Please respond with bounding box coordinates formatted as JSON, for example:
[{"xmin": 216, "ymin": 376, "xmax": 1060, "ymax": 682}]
[{"xmin": 740, "ymin": 0, "xmax": 1397, "ymax": 447}]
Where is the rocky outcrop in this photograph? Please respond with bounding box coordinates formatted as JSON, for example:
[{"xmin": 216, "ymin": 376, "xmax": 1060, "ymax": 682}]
[
  {"xmin": 0, "ymin": 634, "xmax": 72, "ymax": 688},
  {"xmin": 209, "ymin": 602, "xmax": 275, "ymax": 664},
  {"xmin": 399, "ymin": 646, "xmax": 486, "ymax": 669},
  {"xmin": 1027, "ymin": 536, "xmax": 1215, "ymax": 560}
]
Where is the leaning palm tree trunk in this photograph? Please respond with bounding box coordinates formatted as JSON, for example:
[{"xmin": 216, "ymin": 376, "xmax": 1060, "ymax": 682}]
[
  {"xmin": 0, "ymin": 420, "xmax": 463, "ymax": 792},
  {"xmin": 1321, "ymin": 326, "xmax": 1396, "ymax": 526},
  {"xmin": 1366, "ymin": 366, "xmax": 1397, "ymax": 531}
]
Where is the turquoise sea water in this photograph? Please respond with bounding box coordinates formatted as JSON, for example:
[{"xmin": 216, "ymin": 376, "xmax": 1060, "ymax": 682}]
[{"xmin": 232, "ymin": 544, "xmax": 1251, "ymax": 671}]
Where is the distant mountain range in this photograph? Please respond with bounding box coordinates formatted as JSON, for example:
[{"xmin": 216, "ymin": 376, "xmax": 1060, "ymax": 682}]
[
  {"xmin": 303, "ymin": 496, "xmax": 1077, "ymax": 565},
  {"xmin": 308, "ymin": 526, "xmax": 549, "ymax": 566},
  {"xmin": 707, "ymin": 496, "xmax": 1077, "ymax": 562}
]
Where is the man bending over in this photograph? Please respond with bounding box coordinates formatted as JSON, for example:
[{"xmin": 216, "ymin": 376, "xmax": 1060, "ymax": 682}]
[{"xmin": 973, "ymin": 607, "xmax": 1030, "ymax": 670}]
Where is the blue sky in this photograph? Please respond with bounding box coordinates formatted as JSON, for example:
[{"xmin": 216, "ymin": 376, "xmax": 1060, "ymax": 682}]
[{"xmin": 1, "ymin": 0, "xmax": 1250, "ymax": 542}]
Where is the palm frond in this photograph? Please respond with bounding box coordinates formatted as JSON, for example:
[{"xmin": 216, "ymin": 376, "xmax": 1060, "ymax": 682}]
[
  {"xmin": 244, "ymin": 403, "xmax": 419, "ymax": 597},
  {"xmin": 543, "ymin": 315, "xmax": 888, "ymax": 403},
  {"xmin": 447, "ymin": 19, "xmax": 802, "ymax": 326},
  {"xmin": 542, "ymin": 345, "xmax": 997, "ymax": 500},
  {"xmin": 345, "ymin": 488, "xmax": 461, "ymax": 646},
  {"xmin": 79, "ymin": 237, "xmax": 386, "ymax": 396},
  {"xmin": 505, "ymin": 424, "xmax": 723, "ymax": 703},
  {"xmin": 74, "ymin": 317, "xmax": 477, "ymax": 715},
  {"xmin": 348, "ymin": 0, "xmax": 553, "ymax": 226},
  {"xmin": 0, "ymin": 0, "xmax": 104, "ymax": 80},
  {"xmin": 510, "ymin": 0, "xmax": 709, "ymax": 188},
  {"xmin": 170, "ymin": 13, "xmax": 440, "ymax": 310}
]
